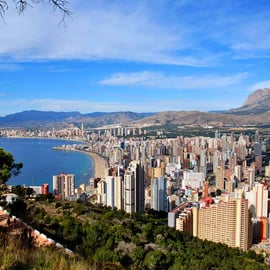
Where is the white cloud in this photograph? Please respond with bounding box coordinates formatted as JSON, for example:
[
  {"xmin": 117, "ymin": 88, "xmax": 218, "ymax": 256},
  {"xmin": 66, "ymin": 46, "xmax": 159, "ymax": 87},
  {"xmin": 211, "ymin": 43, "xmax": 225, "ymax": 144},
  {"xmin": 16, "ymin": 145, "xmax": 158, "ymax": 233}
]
[
  {"xmin": 0, "ymin": 1, "xmax": 269, "ymax": 67},
  {"xmin": 249, "ymin": 80, "xmax": 270, "ymax": 91},
  {"xmin": 99, "ymin": 71, "xmax": 247, "ymax": 89},
  {"xmin": 0, "ymin": 1, "xmax": 214, "ymax": 66}
]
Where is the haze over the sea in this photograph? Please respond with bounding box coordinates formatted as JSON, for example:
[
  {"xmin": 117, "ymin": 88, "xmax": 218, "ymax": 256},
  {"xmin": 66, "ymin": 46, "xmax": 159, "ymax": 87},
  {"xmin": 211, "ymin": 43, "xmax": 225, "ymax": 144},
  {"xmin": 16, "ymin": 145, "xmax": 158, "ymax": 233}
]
[{"xmin": 0, "ymin": 138, "xmax": 94, "ymax": 191}]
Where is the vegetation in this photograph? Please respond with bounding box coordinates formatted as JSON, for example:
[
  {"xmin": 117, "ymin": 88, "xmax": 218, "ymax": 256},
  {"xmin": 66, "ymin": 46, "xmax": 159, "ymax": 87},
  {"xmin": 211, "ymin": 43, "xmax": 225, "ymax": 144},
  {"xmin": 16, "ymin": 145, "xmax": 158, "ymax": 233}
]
[
  {"xmin": 4, "ymin": 199, "xmax": 270, "ymax": 270},
  {"xmin": 0, "ymin": 148, "xmax": 23, "ymax": 184},
  {"xmin": 0, "ymin": 230, "xmax": 93, "ymax": 270},
  {"xmin": 0, "ymin": 0, "xmax": 71, "ymax": 18},
  {"xmin": 1, "ymin": 148, "xmax": 270, "ymax": 269}
]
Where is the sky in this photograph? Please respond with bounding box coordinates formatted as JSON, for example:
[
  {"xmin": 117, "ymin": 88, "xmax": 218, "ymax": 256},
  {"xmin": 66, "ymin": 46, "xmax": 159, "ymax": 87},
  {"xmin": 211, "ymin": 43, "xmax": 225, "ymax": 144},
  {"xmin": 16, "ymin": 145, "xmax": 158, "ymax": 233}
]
[{"xmin": 1, "ymin": 0, "xmax": 270, "ymax": 116}]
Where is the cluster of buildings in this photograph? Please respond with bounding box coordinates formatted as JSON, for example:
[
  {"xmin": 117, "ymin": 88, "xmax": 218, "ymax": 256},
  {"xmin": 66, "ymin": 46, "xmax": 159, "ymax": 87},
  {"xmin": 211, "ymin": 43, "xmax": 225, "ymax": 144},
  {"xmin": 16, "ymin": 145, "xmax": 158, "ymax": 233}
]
[
  {"xmin": 0, "ymin": 126, "xmax": 84, "ymax": 140},
  {"xmin": 4, "ymin": 124, "xmax": 270, "ymax": 251},
  {"xmin": 0, "ymin": 125, "xmax": 147, "ymax": 140},
  {"xmin": 84, "ymin": 129, "xmax": 270, "ymax": 251}
]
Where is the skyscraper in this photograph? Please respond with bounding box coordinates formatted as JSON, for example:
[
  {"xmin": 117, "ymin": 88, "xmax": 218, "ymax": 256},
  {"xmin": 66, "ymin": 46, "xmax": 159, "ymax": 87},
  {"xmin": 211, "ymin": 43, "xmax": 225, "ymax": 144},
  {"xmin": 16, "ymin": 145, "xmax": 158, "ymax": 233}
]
[
  {"xmin": 114, "ymin": 176, "xmax": 123, "ymax": 210},
  {"xmin": 53, "ymin": 172, "xmax": 75, "ymax": 200},
  {"xmin": 192, "ymin": 190, "xmax": 252, "ymax": 251},
  {"xmin": 124, "ymin": 161, "xmax": 145, "ymax": 214},
  {"xmin": 151, "ymin": 176, "xmax": 168, "ymax": 212},
  {"xmin": 106, "ymin": 176, "xmax": 114, "ymax": 209},
  {"xmin": 124, "ymin": 172, "xmax": 135, "ymax": 214}
]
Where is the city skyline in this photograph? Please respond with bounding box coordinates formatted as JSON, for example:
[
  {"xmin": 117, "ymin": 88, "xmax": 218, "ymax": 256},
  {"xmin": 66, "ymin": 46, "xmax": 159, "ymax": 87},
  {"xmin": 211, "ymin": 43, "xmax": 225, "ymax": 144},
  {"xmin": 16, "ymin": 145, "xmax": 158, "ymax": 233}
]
[{"xmin": 1, "ymin": 0, "xmax": 270, "ymax": 116}]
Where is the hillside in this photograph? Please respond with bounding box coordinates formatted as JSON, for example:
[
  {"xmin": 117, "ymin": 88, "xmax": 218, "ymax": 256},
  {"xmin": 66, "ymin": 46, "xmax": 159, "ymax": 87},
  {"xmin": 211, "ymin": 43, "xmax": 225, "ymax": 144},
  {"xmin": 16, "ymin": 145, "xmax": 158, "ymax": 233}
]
[
  {"xmin": 2, "ymin": 199, "xmax": 268, "ymax": 270},
  {"xmin": 135, "ymin": 110, "xmax": 270, "ymax": 127},
  {"xmin": 0, "ymin": 231, "xmax": 92, "ymax": 270}
]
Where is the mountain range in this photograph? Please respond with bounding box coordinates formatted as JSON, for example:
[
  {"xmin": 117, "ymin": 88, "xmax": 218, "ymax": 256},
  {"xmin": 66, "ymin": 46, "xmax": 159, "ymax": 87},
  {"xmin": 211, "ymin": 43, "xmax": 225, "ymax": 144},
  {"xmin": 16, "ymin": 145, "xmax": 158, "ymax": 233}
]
[{"xmin": 1, "ymin": 88, "xmax": 270, "ymax": 129}]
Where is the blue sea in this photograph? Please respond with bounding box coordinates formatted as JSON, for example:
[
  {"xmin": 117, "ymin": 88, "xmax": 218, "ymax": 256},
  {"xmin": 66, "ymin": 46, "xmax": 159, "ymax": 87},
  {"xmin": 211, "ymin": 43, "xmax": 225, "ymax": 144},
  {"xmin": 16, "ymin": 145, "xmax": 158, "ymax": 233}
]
[{"xmin": 0, "ymin": 137, "xmax": 94, "ymax": 191}]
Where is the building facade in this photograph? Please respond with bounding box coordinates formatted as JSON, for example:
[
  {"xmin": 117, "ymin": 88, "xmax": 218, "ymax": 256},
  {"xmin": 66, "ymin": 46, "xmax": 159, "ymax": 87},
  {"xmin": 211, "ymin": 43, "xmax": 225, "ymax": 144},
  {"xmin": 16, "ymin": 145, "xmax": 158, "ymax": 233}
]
[{"xmin": 53, "ymin": 172, "xmax": 75, "ymax": 200}]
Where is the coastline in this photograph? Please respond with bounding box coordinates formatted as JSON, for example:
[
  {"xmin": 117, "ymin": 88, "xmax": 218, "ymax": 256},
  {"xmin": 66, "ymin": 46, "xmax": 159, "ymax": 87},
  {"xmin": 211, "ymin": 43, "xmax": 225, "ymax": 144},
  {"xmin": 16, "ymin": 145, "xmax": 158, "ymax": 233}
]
[
  {"xmin": 1, "ymin": 137, "xmax": 106, "ymax": 186},
  {"xmin": 82, "ymin": 151, "xmax": 107, "ymax": 179},
  {"xmin": 53, "ymin": 147, "xmax": 107, "ymax": 179}
]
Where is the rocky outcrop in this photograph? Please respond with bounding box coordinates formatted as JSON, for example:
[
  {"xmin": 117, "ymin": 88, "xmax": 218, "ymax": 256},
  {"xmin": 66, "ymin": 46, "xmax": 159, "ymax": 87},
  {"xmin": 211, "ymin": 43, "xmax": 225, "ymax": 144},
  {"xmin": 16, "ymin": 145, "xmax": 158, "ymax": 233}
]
[
  {"xmin": 244, "ymin": 88, "xmax": 270, "ymax": 106},
  {"xmin": 228, "ymin": 88, "xmax": 270, "ymax": 115}
]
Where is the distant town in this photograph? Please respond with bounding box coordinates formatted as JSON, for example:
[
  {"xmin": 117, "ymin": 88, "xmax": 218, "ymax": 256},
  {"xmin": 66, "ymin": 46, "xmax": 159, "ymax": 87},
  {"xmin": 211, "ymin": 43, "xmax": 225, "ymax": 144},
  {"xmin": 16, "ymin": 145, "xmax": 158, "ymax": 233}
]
[{"xmin": 1, "ymin": 123, "xmax": 270, "ymax": 253}]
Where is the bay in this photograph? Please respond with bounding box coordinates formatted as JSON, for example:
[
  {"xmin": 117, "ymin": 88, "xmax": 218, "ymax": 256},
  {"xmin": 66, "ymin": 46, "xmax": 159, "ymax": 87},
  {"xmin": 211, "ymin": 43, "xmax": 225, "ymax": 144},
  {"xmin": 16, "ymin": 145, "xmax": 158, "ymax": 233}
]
[{"xmin": 0, "ymin": 137, "xmax": 94, "ymax": 191}]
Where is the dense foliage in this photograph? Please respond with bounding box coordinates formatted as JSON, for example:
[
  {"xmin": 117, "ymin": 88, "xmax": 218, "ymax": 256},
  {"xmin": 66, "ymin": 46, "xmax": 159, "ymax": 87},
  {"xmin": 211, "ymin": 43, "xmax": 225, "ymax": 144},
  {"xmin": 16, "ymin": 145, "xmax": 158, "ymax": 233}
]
[
  {"xmin": 6, "ymin": 199, "xmax": 270, "ymax": 270},
  {"xmin": 0, "ymin": 148, "xmax": 23, "ymax": 184}
]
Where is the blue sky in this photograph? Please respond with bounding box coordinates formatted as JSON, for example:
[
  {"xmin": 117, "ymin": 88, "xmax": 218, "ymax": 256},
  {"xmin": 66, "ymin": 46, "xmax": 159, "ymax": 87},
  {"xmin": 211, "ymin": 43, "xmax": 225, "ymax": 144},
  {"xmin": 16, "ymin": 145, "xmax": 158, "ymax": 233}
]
[{"xmin": 1, "ymin": 0, "xmax": 270, "ymax": 116}]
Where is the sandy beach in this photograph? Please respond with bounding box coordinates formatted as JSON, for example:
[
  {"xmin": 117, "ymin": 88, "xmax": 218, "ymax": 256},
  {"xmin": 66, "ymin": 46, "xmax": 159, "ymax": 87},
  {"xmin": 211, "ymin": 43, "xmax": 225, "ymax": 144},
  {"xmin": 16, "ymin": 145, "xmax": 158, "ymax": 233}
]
[
  {"xmin": 84, "ymin": 151, "xmax": 107, "ymax": 178},
  {"xmin": 53, "ymin": 146, "xmax": 108, "ymax": 179}
]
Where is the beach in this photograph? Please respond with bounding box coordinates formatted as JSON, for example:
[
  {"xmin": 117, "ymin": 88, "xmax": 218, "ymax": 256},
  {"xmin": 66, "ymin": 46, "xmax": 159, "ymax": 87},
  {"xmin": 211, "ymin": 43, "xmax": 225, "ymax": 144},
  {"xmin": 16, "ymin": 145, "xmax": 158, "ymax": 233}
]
[
  {"xmin": 84, "ymin": 151, "xmax": 107, "ymax": 178},
  {"xmin": 53, "ymin": 145, "xmax": 108, "ymax": 179}
]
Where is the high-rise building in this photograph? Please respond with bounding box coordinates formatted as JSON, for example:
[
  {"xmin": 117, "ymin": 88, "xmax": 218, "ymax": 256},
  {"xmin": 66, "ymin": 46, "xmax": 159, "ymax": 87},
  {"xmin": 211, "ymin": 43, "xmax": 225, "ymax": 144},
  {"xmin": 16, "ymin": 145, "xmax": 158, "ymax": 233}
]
[
  {"xmin": 176, "ymin": 208, "xmax": 193, "ymax": 234},
  {"xmin": 265, "ymin": 164, "xmax": 270, "ymax": 177},
  {"xmin": 52, "ymin": 172, "xmax": 75, "ymax": 200},
  {"xmin": 151, "ymin": 177, "xmax": 168, "ymax": 212},
  {"xmin": 234, "ymin": 165, "xmax": 242, "ymax": 182},
  {"xmin": 124, "ymin": 161, "xmax": 145, "ymax": 214},
  {"xmin": 106, "ymin": 176, "xmax": 114, "ymax": 209},
  {"xmin": 124, "ymin": 172, "xmax": 135, "ymax": 214},
  {"xmin": 215, "ymin": 166, "xmax": 225, "ymax": 190},
  {"xmin": 192, "ymin": 190, "xmax": 252, "ymax": 251},
  {"xmin": 182, "ymin": 171, "xmax": 204, "ymax": 190},
  {"xmin": 168, "ymin": 211, "xmax": 177, "ymax": 228},
  {"xmin": 96, "ymin": 179, "xmax": 106, "ymax": 205},
  {"xmin": 114, "ymin": 176, "xmax": 123, "ymax": 210},
  {"xmin": 247, "ymin": 168, "xmax": 255, "ymax": 188},
  {"xmin": 255, "ymin": 130, "xmax": 260, "ymax": 143},
  {"xmin": 254, "ymin": 142, "xmax": 262, "ymax": 156},
  {"xmin": 255, "ymin": 155, "xmax": 263, "ymax": 175},
  {"xmin": 246, "ymin": 183, "xmax": 268, "ymax": 218},
  {"xmin": 41, "ymin": 183, "xmax": 49, "ymax": 195}
]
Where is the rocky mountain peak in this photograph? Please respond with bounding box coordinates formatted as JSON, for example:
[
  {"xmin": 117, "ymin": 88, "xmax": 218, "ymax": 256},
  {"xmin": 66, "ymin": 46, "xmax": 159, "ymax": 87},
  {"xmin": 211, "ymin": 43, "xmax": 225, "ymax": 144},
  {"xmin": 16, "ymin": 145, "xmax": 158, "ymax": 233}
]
[{"xmin": 243, "ymin": 88, "xmax": 270, "ymax": 106}]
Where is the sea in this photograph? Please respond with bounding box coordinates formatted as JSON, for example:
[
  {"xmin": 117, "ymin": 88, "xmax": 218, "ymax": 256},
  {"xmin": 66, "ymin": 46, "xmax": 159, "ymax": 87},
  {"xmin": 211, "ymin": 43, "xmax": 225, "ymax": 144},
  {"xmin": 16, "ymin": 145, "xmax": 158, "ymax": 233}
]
[{"xmin": 0, "ymin": 137, "xmax": 94, "ymax": 191}]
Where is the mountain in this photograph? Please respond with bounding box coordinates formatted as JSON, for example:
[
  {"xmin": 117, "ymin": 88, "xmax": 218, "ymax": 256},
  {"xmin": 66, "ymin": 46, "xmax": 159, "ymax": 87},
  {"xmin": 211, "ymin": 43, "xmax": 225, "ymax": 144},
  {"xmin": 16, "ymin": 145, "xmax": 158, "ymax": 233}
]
[
  {"xmin": 0, "ymin": 110, "xmax": 81, "ymax": 128},
  {"xmin": 1, "ymin": 88, "xmax": 270, "ymax": 129},
  {"xmin": 228, "ymin": 88, "xmax": 270, "ymax": 115},
  {"xmin": 135, "ymin": 110, "xmax": 270, "ymax": 127},
  {"xmin": 134, "ymin": 88, "xmax": 270, "ymax": 127},
  {"xmin": 0, "ymin": 110, "xmax": 156, "ymax": 128}
]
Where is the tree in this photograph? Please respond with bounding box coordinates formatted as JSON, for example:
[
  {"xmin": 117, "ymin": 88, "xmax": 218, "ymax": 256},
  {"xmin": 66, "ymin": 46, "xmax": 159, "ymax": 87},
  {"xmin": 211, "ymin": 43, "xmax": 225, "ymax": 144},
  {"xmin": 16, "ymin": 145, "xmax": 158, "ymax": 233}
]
[
  {"xmin": 0, "ymin": 0, "xmax": 71, "ymax": 21},
  {"xmin": 0, "ymin": 148, "xmax": 23, "ymax": 185},
  {"xmin": 143, "ymin": 250, "xmax": 168, "ymax": 270}
]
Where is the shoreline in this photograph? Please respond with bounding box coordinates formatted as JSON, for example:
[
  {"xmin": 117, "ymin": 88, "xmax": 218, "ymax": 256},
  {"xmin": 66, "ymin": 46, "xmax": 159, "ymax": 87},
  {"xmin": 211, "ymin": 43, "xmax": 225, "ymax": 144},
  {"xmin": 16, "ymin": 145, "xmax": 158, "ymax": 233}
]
[
  {"xmin": 53, "ymin": 147, "xmax": 107, "ymax": 179},
  {"xmin": 80, "ymin": 150, "xmax": 107, "ymax": 179},
  {"xmin": 1, "ymin": 137, "xmax": 107, "ymax": 187}
]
